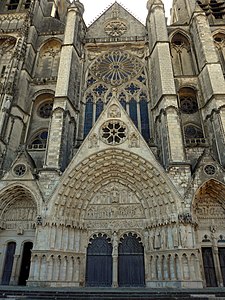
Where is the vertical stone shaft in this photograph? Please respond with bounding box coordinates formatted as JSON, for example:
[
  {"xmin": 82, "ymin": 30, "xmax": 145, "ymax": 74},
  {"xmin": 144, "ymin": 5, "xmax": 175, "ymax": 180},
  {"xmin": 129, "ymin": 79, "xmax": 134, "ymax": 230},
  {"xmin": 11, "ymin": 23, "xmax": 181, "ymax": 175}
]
[{"xmin": 147, "ymin": 0, "xmax": 185, "ymax": 167}]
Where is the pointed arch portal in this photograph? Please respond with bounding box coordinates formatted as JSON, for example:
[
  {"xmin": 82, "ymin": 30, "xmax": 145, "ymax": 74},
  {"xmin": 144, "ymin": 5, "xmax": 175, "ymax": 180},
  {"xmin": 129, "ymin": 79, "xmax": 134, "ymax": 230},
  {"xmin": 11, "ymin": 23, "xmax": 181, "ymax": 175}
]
[
  {"xmin": 86, "ymin": 234, "xmax": 112, "ymax": 287},
  {"xmin": 193, "ymin": 179, "xmax": 225, "ymax": 287},
  {"xmin": 1, "ymin": 242, "xmax": 16, "ymax": 285},
  {"xmin": 18, "ymin": 242, "xmax": 33, "ymax": 286},
  {"xmin": 118, "ymin": 233, "xmax": 145, "ymax": 287}
]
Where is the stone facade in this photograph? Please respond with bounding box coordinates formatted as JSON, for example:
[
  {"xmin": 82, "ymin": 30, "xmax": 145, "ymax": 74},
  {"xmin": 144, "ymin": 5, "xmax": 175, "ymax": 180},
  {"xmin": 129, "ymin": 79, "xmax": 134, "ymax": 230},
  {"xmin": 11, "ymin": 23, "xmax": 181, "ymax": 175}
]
[{"xmin": 0, "ymin": 0, "xmax": 225, "ymax": 289}]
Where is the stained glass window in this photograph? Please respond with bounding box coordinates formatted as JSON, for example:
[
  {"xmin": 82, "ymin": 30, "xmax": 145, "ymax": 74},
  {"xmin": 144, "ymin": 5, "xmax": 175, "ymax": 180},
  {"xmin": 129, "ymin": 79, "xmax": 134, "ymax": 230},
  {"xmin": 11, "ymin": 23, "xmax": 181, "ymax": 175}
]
[
  {"xmin": 90, "ymin": 51, "xmax": 143, "ymax": 86},
  {"xmin": 28, "ymin": 130, "xmax": 48, "ymax": 149},
  {"xmin": 119, "ymin": 99, "xmax": 126, "ymax": 111},
  {"xmin": 140, "ymin": 98, "xmax": 150, "ymax": 142},
  {"xmin": 125, "ymin": 82, "xmax": 140, "ymax": 95},
  {"xmin": 38, "ymin": 101, "xmax": 53, "ymax": 118},
  {"xmin": 84, "ymin": 97, "xmax": 93, "ymax": 137},
  {"xmin": 129, "ymin": 99, "xmax": 138, "ymax": 128},
  {"xmin": 93, "ymin": 84, "xmax": 108, "ymax": 96},
  {"xmin": 184, "ymin": 125, "xmax": 204, "ymax": 139},
  {"xmin": 180, "ymin": 96, "xmax": 198, "ymax": 114},
  {"xmin": 95, "ymin": 99, "xmax": 104, "ymax": 121}
]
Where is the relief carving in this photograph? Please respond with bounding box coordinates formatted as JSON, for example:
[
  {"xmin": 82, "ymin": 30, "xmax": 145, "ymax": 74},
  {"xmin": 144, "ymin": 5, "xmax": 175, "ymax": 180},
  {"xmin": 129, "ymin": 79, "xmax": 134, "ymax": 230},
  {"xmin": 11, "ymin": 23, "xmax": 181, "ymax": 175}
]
[
  {"xmin": 194, "ymin": 197, "xmax": 225, "ymax": 219},
  {"xmin": 89, "ymin": 133, "xmax": 99, "ymax": 149},
  {"xmin": 86, "ymin": 219, "xmax": 145, "ymax": 230},
  {"xmin": 86, "ymin": 204, "xmax": 144, "ymax": 220},
  {"xmin": 108, "ymin": 104, "xmax": 121, "ymax": 118},
  {"xmin": 90, "ymin": 182, "xmax": 140, "ymax": 205},
  {"xmin": 129, "ymin": 132, "xmax": 140, "ymax": 148},
  {"xmin": 2, "ymin": 199, "xmax": 37, "ymax": 230}
]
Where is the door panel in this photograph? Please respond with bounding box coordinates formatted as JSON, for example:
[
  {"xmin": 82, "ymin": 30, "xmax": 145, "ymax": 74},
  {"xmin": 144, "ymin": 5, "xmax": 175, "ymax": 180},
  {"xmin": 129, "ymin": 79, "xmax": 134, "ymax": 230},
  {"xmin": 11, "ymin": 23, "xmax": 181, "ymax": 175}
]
[
  {"xmin": 218, "ymin": 247, "xmax": 225, "ymax": 286},
  {"xmin": 18, "ymin": 242, "xmax": 33, "ymax": 286},
  {"xmin": 1, "ymin": 242, "xmax": 16, "ymax": 285},
  {"xmin": 202, "ymin": 247, "xmax": 217, "ymax": 287},
  {"xmin": 86, "ymin": 234, "xmax": 112, "ymax": 287},
  {"xmin": 118, "ymin": 232, "xmax": 145, "ymax": 287}
]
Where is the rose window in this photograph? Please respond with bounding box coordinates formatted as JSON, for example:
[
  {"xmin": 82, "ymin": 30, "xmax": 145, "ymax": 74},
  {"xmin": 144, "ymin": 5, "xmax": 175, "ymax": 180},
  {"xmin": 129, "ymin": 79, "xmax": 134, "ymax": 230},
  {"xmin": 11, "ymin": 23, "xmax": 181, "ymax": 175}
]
[
  {"xmin": 104, "ymin": 21, "xmax": 127, "ymax": 37},
  {"xmin": 180, "ymin": 97, "xmax": 198, "ymax": 114},
  {"xmin": 204, "ymin": 165, "xmax": 216, "ymax": 176},
  {"xmin": 101, "ymin": 121, "xmax": 127, "ymax": 145},
  {"xmin": 90, "ymin": 51, "xmax": 143, "ymax": 86},
  {"xmin": 38, "ymin": 101, "xmax": 53, "ymax": 118},
  {"xmin": 13, "ymin": 164, "xmax": 26, "ymax": 177}
]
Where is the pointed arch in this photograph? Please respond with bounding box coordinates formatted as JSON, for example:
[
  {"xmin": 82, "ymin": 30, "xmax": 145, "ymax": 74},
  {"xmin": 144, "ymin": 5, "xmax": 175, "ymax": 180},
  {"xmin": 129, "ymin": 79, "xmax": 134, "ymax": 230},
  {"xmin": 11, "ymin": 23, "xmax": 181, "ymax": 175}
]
[
  {"xmin": 35, "ymin": 39, "xmax": 62, "ymax": 78},
  {"xmin": 48, "ymin": 149, "xmax": 181, "ymax": 228},
  {"xmin": 86, "ymin": 233, "xmax": 112, "ymax": 287},
  {"xmin": 0, "ymin": 184, "xmax": 39, "ymax": 227},
  {"xmin": 118, "ymin": 232, "xmax": 145, "ymax": 287},
  {"xmin": 192, "ymin": 179, "xmax": 225, "ymax": 218},
  {"xmin": 170, "ymin": 31, "xmax": 195, "ymax": 76},
  {"xmin": 213, "ymin": 31, "xmax": 225, "ymax": 74},
  {"xmin": 192, "ymin": 179, "xmax": 225, "ymax": 287}
]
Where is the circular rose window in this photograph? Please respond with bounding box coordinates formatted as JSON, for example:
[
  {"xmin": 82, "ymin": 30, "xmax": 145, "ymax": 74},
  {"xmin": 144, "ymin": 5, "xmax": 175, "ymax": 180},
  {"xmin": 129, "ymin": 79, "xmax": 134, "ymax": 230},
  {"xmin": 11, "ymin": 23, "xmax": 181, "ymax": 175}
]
[
  {"xmin": 90, "ymin": 51, "xmax": 143, "ymax": 86},
  {"xmin": 105, "ymin": 20, "xmax": 127, "ymax": 37},
  {"xmin": 101, "ymin": 120, "xmax": 127, "ymax": 145},
  {"xmin": 204, "ymin": 164, "xmax": 216, "ymax": 176},
  {"xmin": 13, "ymin": 164, "xmax": 26, "ymax": 177}
]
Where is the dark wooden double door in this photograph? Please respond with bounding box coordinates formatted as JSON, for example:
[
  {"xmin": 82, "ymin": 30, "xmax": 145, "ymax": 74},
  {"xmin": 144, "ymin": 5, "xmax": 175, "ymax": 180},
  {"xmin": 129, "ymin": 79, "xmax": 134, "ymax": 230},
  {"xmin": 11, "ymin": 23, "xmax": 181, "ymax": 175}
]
[
  {"xmin": 202, "ymin": 247, "xmax": 225, "ymax": 287},
  {"xmin": 86, "ymin": 233, "xmax": 145, "ymax": 287},
  {"xmin": 1, "ymin": 242, "xmax": 33, "ymax": 286}
]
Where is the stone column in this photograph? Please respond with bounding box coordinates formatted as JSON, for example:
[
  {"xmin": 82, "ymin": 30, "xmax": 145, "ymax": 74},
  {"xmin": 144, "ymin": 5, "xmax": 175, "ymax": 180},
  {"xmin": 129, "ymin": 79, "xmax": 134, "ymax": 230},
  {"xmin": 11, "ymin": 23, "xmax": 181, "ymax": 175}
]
[
  {"xmin": 44, "ymin": 1, "xmax": 85, "ymax": 170},
  {"xmin": 190, "ymin": 6, "xmax": 225, "ymax": 166},
  {"xmin": 112, "ymin": 232, "xmax": 118, "ymax": 287},
  {"xmin": 9, "ymin": 254, "xmax": 20, "ymax": 285},
  {"xmin": 146, "ymin": 0, "xmax": 185, "ymax": 168}
]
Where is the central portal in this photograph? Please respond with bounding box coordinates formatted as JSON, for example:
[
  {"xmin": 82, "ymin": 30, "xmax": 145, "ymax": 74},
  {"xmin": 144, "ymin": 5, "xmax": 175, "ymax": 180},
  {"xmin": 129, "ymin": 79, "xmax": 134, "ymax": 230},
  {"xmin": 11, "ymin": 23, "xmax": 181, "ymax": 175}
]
[{"xmin": 85, "ymin": 232, "xmax": 145, "ymax": 287}]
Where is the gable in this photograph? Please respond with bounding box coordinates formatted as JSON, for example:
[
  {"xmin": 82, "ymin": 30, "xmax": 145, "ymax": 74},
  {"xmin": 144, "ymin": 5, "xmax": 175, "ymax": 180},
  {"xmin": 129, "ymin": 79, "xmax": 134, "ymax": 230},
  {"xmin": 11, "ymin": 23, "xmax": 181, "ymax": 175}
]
[{"xmin": 86, "ymin": 2, "xmax": 146, "ymax": 40}]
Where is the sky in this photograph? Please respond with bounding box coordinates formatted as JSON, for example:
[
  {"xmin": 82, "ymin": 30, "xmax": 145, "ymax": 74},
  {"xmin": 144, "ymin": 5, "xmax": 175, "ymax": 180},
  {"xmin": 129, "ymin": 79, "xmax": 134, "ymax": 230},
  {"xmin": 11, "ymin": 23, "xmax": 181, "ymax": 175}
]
[{"xmin": 81, "ymin": 0, "xmax": 173, "ymax": 25}]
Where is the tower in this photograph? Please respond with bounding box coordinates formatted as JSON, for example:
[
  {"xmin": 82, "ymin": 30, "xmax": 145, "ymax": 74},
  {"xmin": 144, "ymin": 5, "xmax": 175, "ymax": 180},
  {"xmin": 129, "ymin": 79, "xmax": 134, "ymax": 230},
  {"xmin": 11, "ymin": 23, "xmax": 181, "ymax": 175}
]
[{"xmin": 0, "ymin": 0, "xmax": 224, "ymax": 289}]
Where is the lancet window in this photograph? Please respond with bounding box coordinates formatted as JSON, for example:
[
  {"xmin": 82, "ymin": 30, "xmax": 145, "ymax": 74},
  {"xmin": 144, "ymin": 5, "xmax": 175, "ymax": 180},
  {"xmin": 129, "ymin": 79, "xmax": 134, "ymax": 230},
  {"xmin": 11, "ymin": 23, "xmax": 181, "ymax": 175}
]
[
  {"xmin": 171, "ymin": 33, "xmax": 195, "ymax": 76},
  {"xmin": 213, "ymin": 33, "xmax": 225, "ymax": 74},
  {"xmin": 178, "ymin": 87, "xmax": 205, "ymax": 146},
  {"xmin": 35, "ymin": 40, "xmax": 61, "ymax": 79},
  {"xmin": 83, "ymin": 50, "xmax": 151, "ymax": 143},
  {"xmin": 28, "ymin": 130, "xmax": 48, "ymax": 150}
]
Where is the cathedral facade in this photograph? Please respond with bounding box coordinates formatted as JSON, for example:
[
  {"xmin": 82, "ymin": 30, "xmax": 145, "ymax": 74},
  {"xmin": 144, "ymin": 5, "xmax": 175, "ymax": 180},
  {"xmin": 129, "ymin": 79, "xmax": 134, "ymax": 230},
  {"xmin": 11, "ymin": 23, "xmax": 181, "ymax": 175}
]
[{"xmin": 0, "ymin": 0, "xmax": 225, "ymax": 288}]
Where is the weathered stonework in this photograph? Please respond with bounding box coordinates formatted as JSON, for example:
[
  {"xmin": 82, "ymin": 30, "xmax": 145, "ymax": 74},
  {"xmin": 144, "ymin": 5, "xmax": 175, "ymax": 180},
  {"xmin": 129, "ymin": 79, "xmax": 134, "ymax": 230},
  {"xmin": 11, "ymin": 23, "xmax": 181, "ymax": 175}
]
[{"xmin": 0, "ymin": 0, "xmax": 225, "ymax": 290}]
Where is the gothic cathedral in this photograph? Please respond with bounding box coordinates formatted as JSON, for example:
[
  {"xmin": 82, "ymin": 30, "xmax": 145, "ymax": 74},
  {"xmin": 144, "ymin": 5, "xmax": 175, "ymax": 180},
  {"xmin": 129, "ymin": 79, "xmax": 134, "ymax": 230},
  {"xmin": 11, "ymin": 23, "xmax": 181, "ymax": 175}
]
[{"xmin": 0, "ymin": 0, "xmax": 225, "ymax": 289}]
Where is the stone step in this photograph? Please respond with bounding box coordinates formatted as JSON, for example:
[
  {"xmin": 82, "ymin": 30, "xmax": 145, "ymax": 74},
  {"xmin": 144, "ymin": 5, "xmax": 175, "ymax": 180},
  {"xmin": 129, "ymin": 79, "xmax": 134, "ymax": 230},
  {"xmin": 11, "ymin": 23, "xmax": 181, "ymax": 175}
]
[{"xmin": 1, "ymin": 287, "xmax": 225, "ymax": 300}]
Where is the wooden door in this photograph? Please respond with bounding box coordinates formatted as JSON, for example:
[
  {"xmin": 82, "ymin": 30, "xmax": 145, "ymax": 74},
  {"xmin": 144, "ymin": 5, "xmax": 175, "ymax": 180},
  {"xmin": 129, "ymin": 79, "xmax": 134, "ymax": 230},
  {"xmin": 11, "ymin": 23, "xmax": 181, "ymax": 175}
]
[
  {"xmin": 1, "ymin": 242, "xmax": 16, "ymax": 285},
  {"xmin": 86, "ymin": 234, "xmax": 112, "ymax": 287},
  {"xmin": 118, "ymin": 232, "xmax": 145, "ymax": 287},
  {"xmin": 218, "ymin": 247, "xmax": 225, "ymax": 286},
  {"xmin": 202, "ymin": 247, "xmax": 217, "ymax": 287},
  {"xmin": 18, "ymin": 242, "xmax": 33, "ymax": 285}
]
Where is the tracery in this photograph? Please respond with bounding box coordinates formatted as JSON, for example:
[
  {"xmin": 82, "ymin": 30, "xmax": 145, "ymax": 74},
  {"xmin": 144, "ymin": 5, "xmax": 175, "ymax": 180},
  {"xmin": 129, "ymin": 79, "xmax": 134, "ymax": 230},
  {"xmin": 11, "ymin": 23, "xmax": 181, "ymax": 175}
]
[{"xmin": 83, "ymin": 51, "xmax": 151, "ymax": 143}]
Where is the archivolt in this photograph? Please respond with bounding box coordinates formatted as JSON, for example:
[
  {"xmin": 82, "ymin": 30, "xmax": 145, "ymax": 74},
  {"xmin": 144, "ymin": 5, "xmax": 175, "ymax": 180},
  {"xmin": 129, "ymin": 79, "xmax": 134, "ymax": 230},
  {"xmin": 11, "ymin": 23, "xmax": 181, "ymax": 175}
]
[
  {"xmin": 0, "ymin": 184, "xmax": 38, "ymax": 218},
  {"xmin": 193, "ymin": 179, "xmax": 225, "ymax": 209},
  {"xmin": 49, "ymin": 149, "xmax": 181, "ymax": 227}
]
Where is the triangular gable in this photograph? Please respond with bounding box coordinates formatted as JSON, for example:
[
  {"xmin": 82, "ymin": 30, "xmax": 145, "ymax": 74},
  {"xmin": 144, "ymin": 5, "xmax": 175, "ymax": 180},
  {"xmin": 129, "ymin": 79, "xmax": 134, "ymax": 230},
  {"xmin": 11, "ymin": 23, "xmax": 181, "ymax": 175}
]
[
  {"xmin": 86, "ymin": 2, "xmax": 146, "ymax": 39},
  {"xmin": 192, "ymin": 149, "xmax": 225, "ymax": 183},
  {"xmin": 2, "ymin": 147, "xmax": 36, "ymax": 181},
  {"xmin": 47, "ymin": 91, "xmax": 183, "ymax": 223},
  {"xmin": 70, "ymin": 90, "xmax": 158, "ymax": 166}
]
